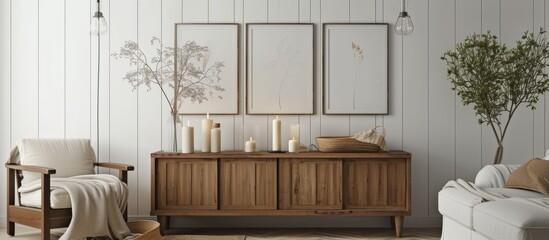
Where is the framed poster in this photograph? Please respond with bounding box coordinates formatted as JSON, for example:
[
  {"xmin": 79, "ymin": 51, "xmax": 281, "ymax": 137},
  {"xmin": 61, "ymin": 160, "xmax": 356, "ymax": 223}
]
[
  {"xmin": 175, "ymin": 23, "xmax": 239, "ymax": 114},
  {"xmin": 246, "ymin": 23, "xmax": 314, "ymax": 114},
  {"xmin": 323, "ymin": 23, "xmax": 388, "ymax": 114}
]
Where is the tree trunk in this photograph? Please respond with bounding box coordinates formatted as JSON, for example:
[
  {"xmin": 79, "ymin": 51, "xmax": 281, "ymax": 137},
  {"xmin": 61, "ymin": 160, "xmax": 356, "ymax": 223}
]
[{"xmin": 493, "ymin": 144, "xmax": 503, "ymax": 165}]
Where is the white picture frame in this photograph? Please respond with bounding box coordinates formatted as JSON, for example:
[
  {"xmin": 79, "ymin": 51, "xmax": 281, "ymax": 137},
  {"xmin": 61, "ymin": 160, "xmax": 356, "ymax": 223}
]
[
  {"xmin": 323, "ymin": 23, "xmax": 388, "ymax": 114},
  {"xmin": 175, "ymin": 23, "xmax": 239, "ymax": 114},
  {"xmin": 246, "ymin": 23, "xmax": 314, "ymax": 114}
]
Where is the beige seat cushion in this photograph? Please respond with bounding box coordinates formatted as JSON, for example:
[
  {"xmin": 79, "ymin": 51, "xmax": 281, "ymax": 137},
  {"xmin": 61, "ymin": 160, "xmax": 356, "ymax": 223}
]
[
  {"xmin": 20, "ymin": 188, "xmax": 72, "ymax": 209},
  {"xmin": 505, "ymin": 158, "xmax": 549, "ymax": 195}
]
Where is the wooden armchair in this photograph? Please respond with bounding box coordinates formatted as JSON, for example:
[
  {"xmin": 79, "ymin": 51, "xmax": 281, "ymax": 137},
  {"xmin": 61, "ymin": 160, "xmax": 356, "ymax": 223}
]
[{"xmin": 5, "ymin": 139, "xmax": 134, "ymax": 240}]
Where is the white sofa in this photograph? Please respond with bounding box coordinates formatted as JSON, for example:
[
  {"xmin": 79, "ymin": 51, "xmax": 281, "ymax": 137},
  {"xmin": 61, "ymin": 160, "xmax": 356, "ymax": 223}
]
[{"xmin": 439, "ymin": 164, "xmax": 549, "ymax": 240}]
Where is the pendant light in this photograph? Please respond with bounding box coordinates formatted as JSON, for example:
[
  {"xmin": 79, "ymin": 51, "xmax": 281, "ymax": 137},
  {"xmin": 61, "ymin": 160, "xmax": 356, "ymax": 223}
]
[
  {"xmin": 395, "ymin": 0, "xmax": 414, "ymax": 35},
  {"xmin": 90, "ymin": 0, "xmax": 107, "ymax": 35},
  {"xmin": 91, "ymin": 0, "xmax": 106, "ymax": 161}
]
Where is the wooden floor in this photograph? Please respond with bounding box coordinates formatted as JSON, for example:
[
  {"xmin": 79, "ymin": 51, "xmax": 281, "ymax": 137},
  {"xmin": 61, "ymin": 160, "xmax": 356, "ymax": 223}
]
[{"xmin": 0, "ymin": 226, "xmax": 441, "ymax": 240}]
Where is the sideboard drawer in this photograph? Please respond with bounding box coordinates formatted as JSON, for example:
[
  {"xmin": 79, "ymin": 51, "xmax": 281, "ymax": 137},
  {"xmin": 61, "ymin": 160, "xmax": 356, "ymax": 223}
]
[
  {"xmin": 220, "ymin": 159, "xmax": 277, "ymax": 210},
  {"xmin": 343, "ymin": 158, "xmax": 408, "ymax": 210},
  {"xmin": 155, "ymin": 158, "xmax": 218, "ymax": 210},
  {"xmin": 279, "ymin": 158, "xmax": 343, "ymax": 210}
]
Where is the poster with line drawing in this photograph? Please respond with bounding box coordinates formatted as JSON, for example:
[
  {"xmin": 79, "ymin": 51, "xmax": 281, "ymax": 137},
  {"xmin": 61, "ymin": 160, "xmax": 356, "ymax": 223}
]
[
  {"xmin": 176, "ymin": 23, "xmax": 239, "ymax": 114},
  {"xmin": 323, "ymin": 23, "xmax": 388, "ymax": 114},
  {"xmin": 247, "ymin": 24, "xmax": 314, "ymax": 114}
]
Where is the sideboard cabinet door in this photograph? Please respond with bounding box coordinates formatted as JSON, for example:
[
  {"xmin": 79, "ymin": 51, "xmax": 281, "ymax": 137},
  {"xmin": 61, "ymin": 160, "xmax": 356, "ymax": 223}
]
[
  {"xmin": 220, "ymin": 159, "xmax": 277, "ymax": 209},
  {"xmin": 156, "ymin": 158, "xmax": 218, "ymax": 210},
  {"xmin": 343, "ymin": 158, "xmax": 407, "ymax": 210},
  {"xmin": 279, "ymin": 159, "xmax": 342, "ymax": 210}
]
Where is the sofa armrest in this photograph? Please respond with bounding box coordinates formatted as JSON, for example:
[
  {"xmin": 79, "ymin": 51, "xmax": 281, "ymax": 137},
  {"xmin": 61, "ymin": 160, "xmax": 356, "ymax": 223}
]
[{"xmin": 474, "ymin": 164, "xmax": 520, "ymax": 188}]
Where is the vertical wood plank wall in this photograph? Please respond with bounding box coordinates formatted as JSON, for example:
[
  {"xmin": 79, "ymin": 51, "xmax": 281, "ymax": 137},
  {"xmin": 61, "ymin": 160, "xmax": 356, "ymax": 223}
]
[{"xmin": 1, "ymin": 0, "xmax": 548, "ymax": 227}]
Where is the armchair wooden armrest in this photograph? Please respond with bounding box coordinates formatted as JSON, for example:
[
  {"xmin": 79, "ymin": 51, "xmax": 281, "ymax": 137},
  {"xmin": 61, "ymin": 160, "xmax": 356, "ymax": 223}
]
[
  {"xmin": 93, "ymin": 162, "xmax": 134, "ymax": 184},
  {"xmin": 5, "ymin": 163, "xmax": 56, "ymax": 175},
  {"xmin": 93, "ymin": 162, "xmax": 134, "ymax": 171}
]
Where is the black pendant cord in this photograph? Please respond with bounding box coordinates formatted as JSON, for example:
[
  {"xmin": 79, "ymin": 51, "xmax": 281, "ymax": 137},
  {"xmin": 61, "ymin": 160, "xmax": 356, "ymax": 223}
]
[{"xmin": 96, "ymin": 25, "xmax": 100, "ymax": 162}]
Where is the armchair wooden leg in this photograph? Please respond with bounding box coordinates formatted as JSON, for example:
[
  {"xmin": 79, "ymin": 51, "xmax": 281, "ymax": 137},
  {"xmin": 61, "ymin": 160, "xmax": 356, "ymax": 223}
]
[
  {"xmin": 41, "ymin": 228, "xmax": 50, "ymax": 240},
  {"xmin": 41, "ymin": 174, "xmax": 51, "ymax": 240},
  {"xmin": 7, "ymin": 220, "xmax": 14, "ymax": 236}
]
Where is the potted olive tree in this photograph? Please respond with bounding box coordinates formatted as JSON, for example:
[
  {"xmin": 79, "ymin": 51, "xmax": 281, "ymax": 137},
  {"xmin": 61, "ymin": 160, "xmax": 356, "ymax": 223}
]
[{"xmin": 442, "ymin": 29, "xmax": 549, "ymax": 164}]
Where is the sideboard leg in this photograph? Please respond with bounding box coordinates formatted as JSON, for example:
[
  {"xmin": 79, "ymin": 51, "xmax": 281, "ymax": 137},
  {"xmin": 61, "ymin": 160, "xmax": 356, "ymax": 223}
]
[
  {"xmin": 394, "ymin": 216, "xmax": 404, "ymax": 238},
  {"xmin": 158, "ymin": 216, "xmax": 169, "ymax": 236},
  {"xmin": 390, "ymin": 216, "xmax": 396, "ymax": 230}
]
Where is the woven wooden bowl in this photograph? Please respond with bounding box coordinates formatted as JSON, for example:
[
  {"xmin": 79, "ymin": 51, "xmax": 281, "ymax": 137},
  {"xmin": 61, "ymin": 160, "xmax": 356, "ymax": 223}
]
[
  {"xmin": 316, "ymin": 136, "xmax": 381, "ymax": 153},
  {"xmin": 127, "ymin": 220, "xmax": 164, "ymax": 240}
]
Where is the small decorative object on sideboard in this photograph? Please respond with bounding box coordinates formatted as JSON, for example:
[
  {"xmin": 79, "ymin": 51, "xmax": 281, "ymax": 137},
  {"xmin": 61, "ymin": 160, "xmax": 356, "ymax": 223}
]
[
  {"xmin": 181, "ymin": 120, "xmax": 194, "ymax": 154},
  {"xmin": 245, "ymin": 137, "xmax": 256, "ymax": 152},
  {"xmin": 352, "ymin": 125, "xmax": 387, "ymax": 151},
  {"xmin": 316, "ymin": 126, "xmax": 387, "ymax": 153},
  {"xmin": 211, "ymin": 123, "xmax": 221, "ymax": 153},
  {"xmin": 202, "ymin": 113, "xmax": 213, "ymax": 152},
  {"xmin": 272, "ymin": 116, "xmax": 281, "ymax": 151},
  {"xmin": 288, "ymin": 137, "xmax": 299, "ymax": 153},
  {"xmin": 316, "ymin": 137, "xmax": 380, "ymax": 153}
]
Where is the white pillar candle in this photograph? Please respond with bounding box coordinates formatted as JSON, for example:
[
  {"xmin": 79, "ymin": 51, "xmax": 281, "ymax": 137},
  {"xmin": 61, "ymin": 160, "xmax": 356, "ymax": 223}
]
[
  {"xmin": 211, "ymin": 123, "xmax": 221, "ymax": 153},
  {"xmin": 289, "ymin": 124, "xmax": 300, "ymax": 144},
  {"xmin": 181, "ymin": 120, "xmax": 194, "ymax": 153},
  {"xmin": 272, "ymin": 116, "xmax": 281, "ymax": 151},
  {"xmin": 202, "ymin": 113, "xmax": 213, "ymax": 152},
  {"xmin": 245, "ymin": 137, "xmax": 256, "ymax": 152},
  {"xmin": 288, "ymin": 137, "xmax": 299, "ymax": 153}
]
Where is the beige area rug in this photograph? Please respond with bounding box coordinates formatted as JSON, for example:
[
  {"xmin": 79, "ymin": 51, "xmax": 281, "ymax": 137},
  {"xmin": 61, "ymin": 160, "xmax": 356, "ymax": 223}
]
[{"xmin": 166, "ymin": 235, "xmax": 246, "ymax": 240}]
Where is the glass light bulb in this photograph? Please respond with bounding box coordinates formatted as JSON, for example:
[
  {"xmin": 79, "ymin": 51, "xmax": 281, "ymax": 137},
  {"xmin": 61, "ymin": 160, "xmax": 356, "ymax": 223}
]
[
  {"xmin": 395, "ymin": 12, "xmax": 414, "ymax": 36},
  {"xmin": 90, "ymin": 11, "xmax": 108, "ymax": 35}
]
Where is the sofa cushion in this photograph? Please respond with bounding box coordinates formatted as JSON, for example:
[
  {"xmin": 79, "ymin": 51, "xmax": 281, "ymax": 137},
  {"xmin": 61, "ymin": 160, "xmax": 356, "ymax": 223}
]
[
  {"xmin": 439, "ymin": 188, "xmax": 483, "ymax": 228},
  {"xmin": 18, "ymin": 139, "xmax": 96, "ymax": 186},
  {"xmin": 505, "ymin": 158, "xmax": 549, "ymax": 196},
  {"xmin": 439, "ymin": 187, "xmax": 545, "ymax": 229},
  {"xmin": 473, "ymin": 199, "xmax": 549, "ymax": 240},
  {"xmin": 475, "ymin": 164, "xmax": 519, "ymax": 188}
]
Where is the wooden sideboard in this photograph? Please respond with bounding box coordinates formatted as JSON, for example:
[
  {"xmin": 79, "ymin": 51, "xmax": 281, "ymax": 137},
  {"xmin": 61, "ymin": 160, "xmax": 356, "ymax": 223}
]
[{"xmin": 151, "ymin": 151, "xmax": 411, "ymax": 237}]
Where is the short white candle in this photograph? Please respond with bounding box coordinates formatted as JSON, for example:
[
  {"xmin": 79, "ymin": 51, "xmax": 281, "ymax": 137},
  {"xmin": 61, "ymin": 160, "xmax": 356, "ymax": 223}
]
[
  {"xmin": 245, "ymin": 137, "xmax": 256, "ymax": 152},
  {"xmin": 288, "ymin": 137, "xmax": 299, "ymax": 153},
  {"xmin": 202, "ymin": 113, "xmax": 213, "ymax": 152},
  {"xmin": 181, "ymin": 120, "xmax": 194, "ymax": 153},
  {"xmin": 272, "ymin": 116, "xmax": 281, "ymax": 151}
]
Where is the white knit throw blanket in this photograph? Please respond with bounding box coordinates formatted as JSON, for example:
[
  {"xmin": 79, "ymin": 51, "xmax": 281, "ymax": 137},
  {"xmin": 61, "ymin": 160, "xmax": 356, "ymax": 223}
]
[{"xmin": 18, "ymin": 174, "xmax": 136, "ymax": 240}]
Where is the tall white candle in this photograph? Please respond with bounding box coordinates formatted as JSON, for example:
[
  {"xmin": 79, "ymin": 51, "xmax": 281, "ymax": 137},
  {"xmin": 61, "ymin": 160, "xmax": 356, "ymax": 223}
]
[
  {"xmin": 181, "ymin": 120, "xmax": 194, "ymax": 153},
  {"xmin": 288, "ymin": 137, "xmax": 299, "ymax": 153},
  {"xmin": 202, "ymin": 113, "xmax": 213, "ymax": 152},
  {"xmin": 211, "ymin": 123, "xmax": 221, "ymax": 153},
  {"xmin": 272, "ymin": 116, "xmax": 281, "ymax": 151},
  {"xmin": 245, "ymin": 137, "xmax": 256, "ymax": 152},
  {"xmin": 289, "ymin": 124, "xmax": 300, "ymax": 144}
]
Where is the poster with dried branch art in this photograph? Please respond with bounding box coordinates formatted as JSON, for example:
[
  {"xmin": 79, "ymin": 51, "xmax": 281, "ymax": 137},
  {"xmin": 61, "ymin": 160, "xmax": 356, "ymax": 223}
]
[
  {"xmin": 323, "ymin": 23, "xmax": 388, "ymax": 114},
  {"xmin": 246, "ymin": 23, "xmax": 314, "ymax": 114},
  {"xmin": 175, "ymin": 23, "xmax": 239, "ymax": 114}
]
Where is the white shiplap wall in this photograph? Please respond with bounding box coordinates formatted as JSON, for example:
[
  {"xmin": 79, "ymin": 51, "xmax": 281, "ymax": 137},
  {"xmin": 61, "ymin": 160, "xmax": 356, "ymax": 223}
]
[{"xmin": 1, "ymin": 0, "xmax": 548, "ymax": 228}]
